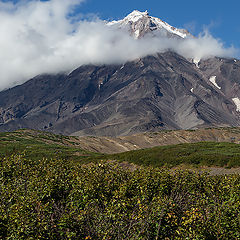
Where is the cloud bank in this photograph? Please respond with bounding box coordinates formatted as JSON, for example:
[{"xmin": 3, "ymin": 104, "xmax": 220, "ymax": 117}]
[{"xmin": 0, "ymin": 0, "xmax": 237, "ymax": 90}]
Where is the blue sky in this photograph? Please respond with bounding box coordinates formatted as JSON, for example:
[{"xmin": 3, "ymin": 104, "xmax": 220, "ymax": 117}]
[
  {"xmin": 2, "ymin": 0, "xmax": 239, "ymax": 48},
  {"xmin": 0, "ymin": 0, "xmax": 238, "ymax": 89},
  {"xmin": 79, "ymin": 0, "xmax": 240, "ymax": 48}
]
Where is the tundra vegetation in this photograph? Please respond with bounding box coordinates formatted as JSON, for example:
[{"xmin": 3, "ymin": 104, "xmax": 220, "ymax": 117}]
[{"xmin": 0, "ymin": 130, "xmax": 240, "ymax": 239}]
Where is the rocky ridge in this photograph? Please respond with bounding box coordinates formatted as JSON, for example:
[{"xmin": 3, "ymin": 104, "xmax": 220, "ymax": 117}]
[{"xmin": 108, "ymin": 10, "xmax": 191, "ymax": 39}]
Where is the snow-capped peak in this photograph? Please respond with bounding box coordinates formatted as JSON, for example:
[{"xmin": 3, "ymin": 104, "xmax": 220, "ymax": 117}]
[
  {"xmin": 107, "ymin": 10, "xmax": 148, "ymax": 26},
  {"xmin": 124, "ymin": 10, "xmax": 149, "ymax": 22},
  {"xmin": 107, "ymin": 10, "xmax": 191, "ymax": 39}
]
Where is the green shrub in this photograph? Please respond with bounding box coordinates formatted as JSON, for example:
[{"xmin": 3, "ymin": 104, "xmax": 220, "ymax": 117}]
[
  {"xmin": 107, "ymin": 142, "xmax": 240, "ymax": 168},
  {"xmin": 1, "ymin": 154, "xmax": 240, "ymax": 239}
]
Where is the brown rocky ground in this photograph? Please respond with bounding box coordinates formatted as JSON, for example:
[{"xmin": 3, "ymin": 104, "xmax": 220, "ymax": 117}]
[{"xmin": 72, "ymin": 128, "xmax": 240, "ymax": 154}]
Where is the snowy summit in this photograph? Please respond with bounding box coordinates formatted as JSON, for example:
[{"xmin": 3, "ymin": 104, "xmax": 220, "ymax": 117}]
[{"xmin": 108, "ymin": 10, "xmax": 191, "ymax": 39}]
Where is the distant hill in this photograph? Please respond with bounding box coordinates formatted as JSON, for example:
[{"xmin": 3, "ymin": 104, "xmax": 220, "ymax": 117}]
[{"xmin": 1, "ymin": 128, "xmax": 240, "ymax": 170}]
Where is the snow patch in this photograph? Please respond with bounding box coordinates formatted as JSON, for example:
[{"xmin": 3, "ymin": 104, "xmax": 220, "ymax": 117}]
[
  {"xmin": 234, "ymin": 59, "xmax": 237, "ymax": 62},
  {"xmin": 193, "ymin": 58, "xmax": 200, "ymax": 68},
  {"xmin": 98, "ymin": 82, "xmax": 103, "ymax": 89},
  {"xmin": 120, "ymin": 64, "xmax": 125, "ymax": 70},
  {"xmin": 135, "ymin": 29, "xmax": 140, "ymax": 38},
  {"xmin": 232, "ymin": 98, "xmax": 240, "ymax": 112},
  {"xmin": 209, "ymin": 76, "xmax": 221, "ymax": 89},
  {"xmin": 191, "ymin": 88, "xmax": 194, "ymax": 93}
]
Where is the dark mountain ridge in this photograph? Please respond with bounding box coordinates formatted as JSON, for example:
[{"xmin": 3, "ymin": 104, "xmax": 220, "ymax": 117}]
[{"xmin": 0, "ymin": 51, "xmax": 240, "ymax": 136}]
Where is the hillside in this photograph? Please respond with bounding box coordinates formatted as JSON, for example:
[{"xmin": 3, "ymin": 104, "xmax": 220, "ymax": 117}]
[
  {"xmin": 1, "ymin": 128, "xmax": 240, "ymax": 170},
  {"xmin": 1, "ymin": 127, "xmax": 240, "ymax": 155},
  {"xmin": 106, "ymin": 142, "xmax": 240, "ymax": 168},
  {"xmin": 0, "ymin": 129, "xmax": 102, "ymax": 164},
  {"xmin": 73, "ymin": 127, "xmax": 240, "ymax": 153}
]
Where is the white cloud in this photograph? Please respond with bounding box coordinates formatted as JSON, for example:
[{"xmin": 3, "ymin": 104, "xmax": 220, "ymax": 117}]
[{"xmin": 0, "ymin": 0, "xmax": 238, "ymax": 90}]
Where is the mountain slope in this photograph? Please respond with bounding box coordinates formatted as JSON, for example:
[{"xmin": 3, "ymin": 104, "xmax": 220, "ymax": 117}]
[{"xmin": 0, "ymin": 51, "xmax": 240, "ymax": 136}]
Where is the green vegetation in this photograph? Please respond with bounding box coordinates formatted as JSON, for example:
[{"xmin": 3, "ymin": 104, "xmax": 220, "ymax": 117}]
[
  {"xmin": 1, "ymin": 154, "xmax": 240, "ymax": 239},
  {"xmin": 1, "ymin": 130, "xmax": 240, "ymax": 168},
  {"xmin": 107, "ymin": 142, "xmax": 240, "ymax": 168},
  {"xmin": 1, "ymin": 130, "xmax": 240, "ymax": 239},
  {"xmin": 0, "ymin": 130, "xmax": 102, "ymax": 164}
]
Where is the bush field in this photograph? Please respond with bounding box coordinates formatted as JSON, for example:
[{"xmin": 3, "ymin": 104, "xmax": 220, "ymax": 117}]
[{"xmin": 0, "ymin": 154, "xmax": 240, "ymax": 239}]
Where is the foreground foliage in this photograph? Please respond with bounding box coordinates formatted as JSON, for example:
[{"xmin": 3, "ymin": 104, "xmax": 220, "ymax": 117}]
[{"xmin": 1, "ymin": 154, "xmax": 240, "ymax": 239}]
